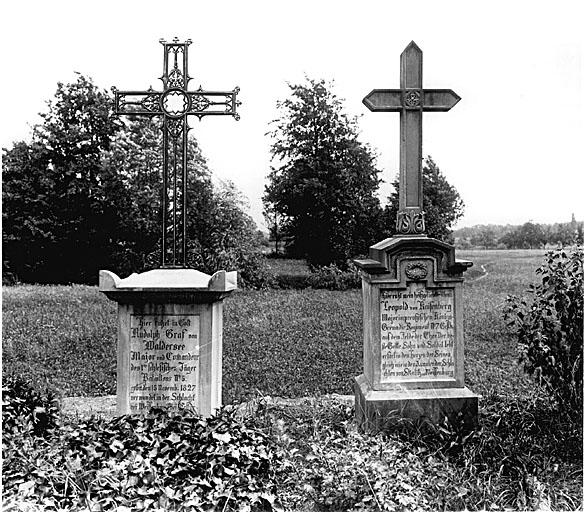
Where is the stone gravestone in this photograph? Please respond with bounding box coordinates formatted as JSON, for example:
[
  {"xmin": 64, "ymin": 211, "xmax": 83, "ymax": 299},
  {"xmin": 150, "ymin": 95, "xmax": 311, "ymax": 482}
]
[
  {"xmin": 354, "ymin": 41, "xmax": 479, "ymax": 431},
  {"xmin": 100, "ymin": 38, "xmax": 240, "ymax": 417}
]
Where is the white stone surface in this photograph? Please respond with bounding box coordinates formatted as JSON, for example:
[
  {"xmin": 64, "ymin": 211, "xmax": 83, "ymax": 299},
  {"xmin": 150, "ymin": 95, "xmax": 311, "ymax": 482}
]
[
  {"xmin": 128, "ymin": 313, "xmax": 200, "ymax": 413},
  {"xmin": 380, "ymin": 283, "xmax": 455, "ymax": 382},
  {"xmin": 99, "ymin": 268, "xmax": 237, "ymax": 292},
  {"xmin": 118, "ymin": 269, "xmax": 213, "ymax": 289}
]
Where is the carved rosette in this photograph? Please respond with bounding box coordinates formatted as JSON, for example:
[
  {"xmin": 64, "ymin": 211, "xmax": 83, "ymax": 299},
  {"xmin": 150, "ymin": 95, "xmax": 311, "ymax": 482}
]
[
  {"xmin": 403, "ymin": 89, "xmax": 423, "ymax": 109},
  {"xmin": 396, "ymin": 209, "xmax": 425, "ymax": 235},
  {"xmin": 405, "ymin": 262, "xmax": 428, "ymax": 281}
]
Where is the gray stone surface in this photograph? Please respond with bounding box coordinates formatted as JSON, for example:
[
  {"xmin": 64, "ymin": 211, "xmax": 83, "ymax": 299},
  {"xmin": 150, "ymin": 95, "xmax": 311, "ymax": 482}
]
[
  {"xmin": 60, "ymin": 395, "xmax": 117, "ymax": 418},
  {"xmin": 354, "ymin": 374, "xmax": 478, "ymax": 432},
  {"xmin": 99, "ymin": 268, "xmax": 236, "ymax": 418},
  {"xmin": 354, "ymin": 237, "xmax": 478, "ymax": 431}
]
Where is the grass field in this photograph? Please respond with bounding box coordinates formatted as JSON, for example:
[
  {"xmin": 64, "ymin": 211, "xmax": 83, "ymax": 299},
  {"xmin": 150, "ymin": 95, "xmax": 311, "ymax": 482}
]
[
  {"xmin": 3, "ymin": 249, "xmax": 582, "ymax": 510},
  {"xmin": 2, "ymin": 249, "xmax": 548, "ymax": 401}
]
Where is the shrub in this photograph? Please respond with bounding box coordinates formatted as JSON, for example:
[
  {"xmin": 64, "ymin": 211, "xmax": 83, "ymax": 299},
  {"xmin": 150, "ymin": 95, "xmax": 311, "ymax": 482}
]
[
  {"xmin": 2, "ymin": 407, "xmax": 281, "ymax": 511},
  {"xmin": 2, "ymin": 376, "xmax": 61, "ymax": 506},
  {"xmin": 505, "ymin": 247, "xmax": 583, "ymax": 418},
  {"xmin": 272, "ymin": 262, "xmax": 361, "ymax": 290},
  {"xmin": 307, "ymin": 262, "xmax": 361, "ymax": 291},
  {"xmin": 2, "ymin": 375, "xmax": 59, "ymax": 439}
]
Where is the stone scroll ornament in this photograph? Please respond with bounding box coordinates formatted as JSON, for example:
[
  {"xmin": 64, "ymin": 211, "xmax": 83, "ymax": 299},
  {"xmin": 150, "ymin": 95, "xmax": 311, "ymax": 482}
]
[
  {"xmin": 397, "ymin": 209, "xmax": 425, "ymax": 235},
  {"xmin": 362, "ymin": 41, "xmax": 460, "ymax": 236},
  {"xmin": 114, "ymin": 38, "xmax": 241, "ymax": 268}
]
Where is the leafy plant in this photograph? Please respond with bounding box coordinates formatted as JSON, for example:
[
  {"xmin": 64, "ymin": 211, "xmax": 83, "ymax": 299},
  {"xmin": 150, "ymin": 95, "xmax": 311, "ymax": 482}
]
[
  {"xmin": 3, "ymin": 407, "xmax": 282, "ymax": 511},
  {"xmin": 307, "ymin": 262, "xmax": 361, "ymax": 291},
  {"xmin": 269, "ymin": 261, "xmax": 361, "ymax": 290},
  {"xmin": 2, "ymin": 375, "xmax": 59, "ymax": 439},
  {"xmin": 3, "ymin": 250, "xmax": 583, "ymax": 510},
  {"xmin": 2, "ymin": 375, "xmax": 61, "ymax": 509},
  {"xmin": 505, "ymin": 247, "xmax": 583, "ymax": 419}
]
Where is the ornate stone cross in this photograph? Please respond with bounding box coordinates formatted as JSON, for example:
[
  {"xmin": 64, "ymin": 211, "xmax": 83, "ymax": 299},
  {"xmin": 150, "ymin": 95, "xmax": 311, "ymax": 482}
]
[
  {"xmin": 114, "ymin": 38, "xmax": 240, "ymax": 268},
  {"xmin": 363, "ymin": 41, "xmax": 459, "ymax": 235}
]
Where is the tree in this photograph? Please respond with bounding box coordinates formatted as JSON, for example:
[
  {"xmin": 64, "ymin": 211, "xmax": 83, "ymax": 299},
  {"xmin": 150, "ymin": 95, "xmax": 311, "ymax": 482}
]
[
  {"xmin": 500, "ymin": 222, "xmax": 546, "ymax": 249},
  {"xmin": 3, "ymin": 74, "xmax": 122, "ymax": 283},
  {"xmin": 105, "ymin": 117, "xmax": 268, "ymax": 286},
  {"xmin": 470, "ymin": 226, "xmax": 497, "ymax": 249},
  {"xmin": 263, "ymin": 203, "xmax": 287, "ymax": 256},
  {"xmin": 384, "ymin": 156, "xmax": 464, "ymax": 243},
  {"xmin": 264, "ymin": 78, "xmax": 383, "ymax": 267},
  {"xmin": 3, "ymin": 74, "xmax": 267, "ymax": 286},
  {"xmin": 546, "ymin": 223, "xmax": 576, "ymax": 246},
  {"xmin": 2, "ymin": 140, "xmax": 53, "ymax": 280},
  {"xmin": 197, "ymin": 181, "xmax": 270, "ymax": 288},
  {"xmin": 102, "ymin": 115, "xmax": 216, "ymax": 275}
]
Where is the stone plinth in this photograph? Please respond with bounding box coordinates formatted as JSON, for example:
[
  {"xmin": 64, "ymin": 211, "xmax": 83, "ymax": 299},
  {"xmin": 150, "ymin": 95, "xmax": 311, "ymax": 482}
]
[
  {"xmin": 354, "ymin": 236, "xmax": 478, "ymax": 432},
  {"xmin": 99, "ymin": 268, "xmax": 236, "ymax": 417}
]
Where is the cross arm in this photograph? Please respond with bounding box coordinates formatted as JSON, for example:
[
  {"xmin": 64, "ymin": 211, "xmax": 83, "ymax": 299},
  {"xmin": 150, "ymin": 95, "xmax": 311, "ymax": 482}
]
[
  {"xmin": 115, "ymin": 89, "xmax": 163, "ymax": 115},
  {"xmin": 363, "ymin": 89, "xmax": 402, "ymax": 112},
  {"xmin": 422, "ymin": 89, "xmax": 461, "ymax": 112},
  {"xmin": 187, "ymin": 87, "xmax": 240, "ymax": 120},
  {"xmin": 363, "ymin": 89, "xmax": 461, "ymax": 112}
]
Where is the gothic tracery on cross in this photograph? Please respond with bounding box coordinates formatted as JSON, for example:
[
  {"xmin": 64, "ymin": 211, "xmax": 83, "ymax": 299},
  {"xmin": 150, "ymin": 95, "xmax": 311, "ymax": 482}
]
[
  {"xmin": 363, "ymin": 41, "xmax": 460, "ymax": 235},
  {"xmin": 114, "ymin": 38, "xmax": 240, "ymax": 268}
]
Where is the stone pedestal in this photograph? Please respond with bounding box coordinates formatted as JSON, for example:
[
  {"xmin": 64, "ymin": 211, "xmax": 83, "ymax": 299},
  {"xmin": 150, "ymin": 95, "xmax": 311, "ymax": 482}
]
[
  {"xmin": 354, "ymin": 236, "xmax": 478, "ymax": 432},
  {"xmin": 99, "ymin": 268, "xmax": 236, "ymax": 417}
]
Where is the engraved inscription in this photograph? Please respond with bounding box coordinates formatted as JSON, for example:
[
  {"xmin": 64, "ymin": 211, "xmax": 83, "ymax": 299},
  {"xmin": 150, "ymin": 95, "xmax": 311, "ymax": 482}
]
[
  {"xmin": 380, "ymin": 283, "xmax": 455, "ymax": 382},
  {"xmin": 129, "ymin": 314, "xmax": 200, "ymax": 412}
]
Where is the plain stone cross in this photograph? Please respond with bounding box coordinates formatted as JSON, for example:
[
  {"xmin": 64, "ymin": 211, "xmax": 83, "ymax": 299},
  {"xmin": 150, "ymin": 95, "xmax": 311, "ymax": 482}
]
[
  {"xmin": 363, "ymin": 41, "xmax": 460, "ymax": 235},
  {"xmin": 114, "ymin": 38, "xmax": 240, "ymax": 268}
]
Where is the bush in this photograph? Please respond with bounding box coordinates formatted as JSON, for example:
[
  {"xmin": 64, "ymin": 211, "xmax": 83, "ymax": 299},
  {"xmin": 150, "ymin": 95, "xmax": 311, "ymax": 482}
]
[
  {"xmin": 272, "ymin": 263, "xmax": 361, "ymax": 291},
  {"xmin": 2, "ymin": 375, "xmax": 59, "ymax": 439},
  {"xmin": 2, "ymin": 376, "xmax": 61, "ymax": 506},
  {"xmin": 272, "ymin": 273, "xmax": 313, "ymax": 289},
  {"xmin": 2, "ymin": 407, "xmax": 281, "ymax": 511},
  {"xmin": 307, "ymin": 263, "xmax": 361, "ymax": 291},
  {"xmin": 505, "ymin": 247, "xmax": 583, "ymax": 419}
]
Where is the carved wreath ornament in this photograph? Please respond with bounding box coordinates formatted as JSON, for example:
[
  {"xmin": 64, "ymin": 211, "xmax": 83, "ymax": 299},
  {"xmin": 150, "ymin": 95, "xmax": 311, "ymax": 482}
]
[{"xmin": 405, "ymin": 262, "xmax": 428, "ymax": 281}]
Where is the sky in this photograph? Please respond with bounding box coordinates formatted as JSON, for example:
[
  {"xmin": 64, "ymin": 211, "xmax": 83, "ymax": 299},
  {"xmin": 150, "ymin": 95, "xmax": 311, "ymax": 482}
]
[{"xmin": 1, "ymin": 0, "xmax": 583, "ymax": 230}]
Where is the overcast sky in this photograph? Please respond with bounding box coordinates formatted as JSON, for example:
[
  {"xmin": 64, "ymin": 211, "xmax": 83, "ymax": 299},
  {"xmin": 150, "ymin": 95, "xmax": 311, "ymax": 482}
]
[{"xmin": 2, "ymin": 0, "xmax": 583, "ymax": 229}]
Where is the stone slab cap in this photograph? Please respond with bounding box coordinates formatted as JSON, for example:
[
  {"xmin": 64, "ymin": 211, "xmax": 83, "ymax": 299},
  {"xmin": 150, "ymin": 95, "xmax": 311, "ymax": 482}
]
[
  {"xmin": 353, "ymin": 258, "xmax": 388, "ymax": 273},
  {"xmin": 99, "ymin": 268, "xmax": 237, "ymax": 292},
  {"xmin": 451, "ymin": 258, "xmax": 473, "ymax": 274},
  {"xmin": 355, "ymin": 236, "xmax": 473, "ymax": 276}
]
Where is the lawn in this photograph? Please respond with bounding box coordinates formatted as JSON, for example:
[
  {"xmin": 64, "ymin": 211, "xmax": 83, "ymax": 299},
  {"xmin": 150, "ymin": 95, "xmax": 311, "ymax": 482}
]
[
  {"xmin": 2, "ymin": 249, "xmax": 548, "ymax": 402},
  {"xmin": 3, "ymin": 248, "xmax": 583, "ymax": 510}
]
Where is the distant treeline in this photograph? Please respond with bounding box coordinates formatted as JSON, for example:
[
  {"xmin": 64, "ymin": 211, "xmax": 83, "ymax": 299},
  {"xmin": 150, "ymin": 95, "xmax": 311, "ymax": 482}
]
[{"xmin": 455, "ymin": 219, "xmax": 583, "ymax": 249}]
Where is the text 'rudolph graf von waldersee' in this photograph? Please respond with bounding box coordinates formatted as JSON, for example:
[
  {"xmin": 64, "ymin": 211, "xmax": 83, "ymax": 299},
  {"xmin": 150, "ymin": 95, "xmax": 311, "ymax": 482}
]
[{"xmin": 129, "ymin": 314, "xmax": 200, "ymax": 412}]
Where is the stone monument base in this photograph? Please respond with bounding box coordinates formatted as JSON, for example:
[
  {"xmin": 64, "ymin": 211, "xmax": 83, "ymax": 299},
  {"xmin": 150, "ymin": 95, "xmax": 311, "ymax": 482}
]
[
  {"xmin": 100, "ymin": 268, "xmax": 236, "ymax": 418},
  {"xmin": 354, "ymin": 375, "xmax": 479, "ymax": 432}
]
